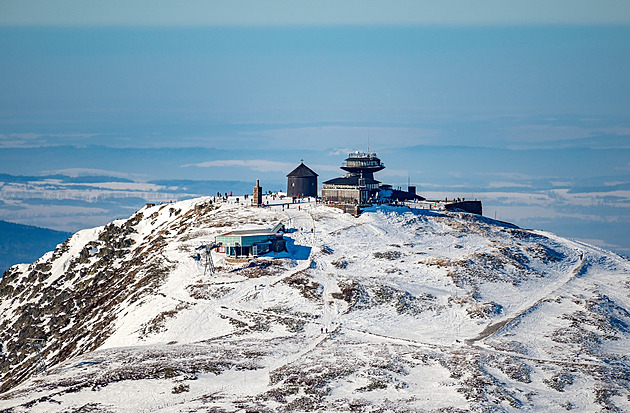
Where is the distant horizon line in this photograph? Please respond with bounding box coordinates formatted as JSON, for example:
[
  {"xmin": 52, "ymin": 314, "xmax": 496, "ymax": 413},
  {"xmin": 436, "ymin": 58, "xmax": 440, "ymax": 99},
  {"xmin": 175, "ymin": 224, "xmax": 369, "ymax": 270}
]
[{"xmin": 2, "ymin": 23, "xmax": 630, "ymax": 29}]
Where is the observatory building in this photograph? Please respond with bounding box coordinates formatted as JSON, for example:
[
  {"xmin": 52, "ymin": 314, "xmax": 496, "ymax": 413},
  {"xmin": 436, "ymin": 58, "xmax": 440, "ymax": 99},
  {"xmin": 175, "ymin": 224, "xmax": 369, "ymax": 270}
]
[
  {"xmin": 286, "ymin": 150, "xmax": 480, "ymax": 216},
  {"xmin": 287, "ymin": 162, "xmax": 318, "ymax": 198},
  {"xmin": 321, "ymin": 151, "xmax": 385, "ymax": 204}
]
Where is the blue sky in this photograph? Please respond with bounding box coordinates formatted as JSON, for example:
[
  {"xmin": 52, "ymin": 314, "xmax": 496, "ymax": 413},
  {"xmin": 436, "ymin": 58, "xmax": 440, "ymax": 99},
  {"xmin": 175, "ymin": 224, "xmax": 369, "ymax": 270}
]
[{"xmin": 0, "ymin": 1, "xmax": 629, "ymax": 255}]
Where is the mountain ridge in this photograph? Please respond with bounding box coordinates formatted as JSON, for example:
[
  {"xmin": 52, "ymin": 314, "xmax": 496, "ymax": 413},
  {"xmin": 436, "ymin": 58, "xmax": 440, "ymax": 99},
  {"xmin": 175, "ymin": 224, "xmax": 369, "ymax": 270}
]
[{"xmin": 0, "ymin": 197, "xmax": 628, "ymax": 412}]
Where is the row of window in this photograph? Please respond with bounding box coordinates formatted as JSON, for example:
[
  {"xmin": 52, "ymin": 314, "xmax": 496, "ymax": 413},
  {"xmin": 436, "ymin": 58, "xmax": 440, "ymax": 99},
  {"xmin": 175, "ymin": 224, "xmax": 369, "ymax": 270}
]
[{"xmin": 346, "ymin": 160, "xmax": 382, "ymax": 167}]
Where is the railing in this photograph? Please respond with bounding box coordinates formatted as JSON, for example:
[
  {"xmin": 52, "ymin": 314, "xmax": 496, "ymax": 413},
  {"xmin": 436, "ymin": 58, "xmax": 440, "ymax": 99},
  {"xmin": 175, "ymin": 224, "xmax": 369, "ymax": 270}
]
[{"xmin": 346, "ymin": 152, "xmax": 379, "ymax": 158}]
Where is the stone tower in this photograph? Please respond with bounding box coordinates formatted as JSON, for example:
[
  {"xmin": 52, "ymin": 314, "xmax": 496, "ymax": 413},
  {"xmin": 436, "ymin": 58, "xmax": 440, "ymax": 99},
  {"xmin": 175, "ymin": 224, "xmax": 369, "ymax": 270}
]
[{"xmin": 253, "ymin": 179, "xmax": 263, "ymax": 206}]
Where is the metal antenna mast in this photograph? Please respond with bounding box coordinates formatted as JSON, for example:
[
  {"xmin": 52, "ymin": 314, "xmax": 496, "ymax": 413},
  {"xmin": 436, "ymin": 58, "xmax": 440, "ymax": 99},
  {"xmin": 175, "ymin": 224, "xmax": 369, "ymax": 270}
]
[
  {"xmin": 205, "ymin": 244, "xmax": 215, "ymax": 276},
  {"xmin": 196, "ymin": 243, "xmax": 216, "ymax": 276}
]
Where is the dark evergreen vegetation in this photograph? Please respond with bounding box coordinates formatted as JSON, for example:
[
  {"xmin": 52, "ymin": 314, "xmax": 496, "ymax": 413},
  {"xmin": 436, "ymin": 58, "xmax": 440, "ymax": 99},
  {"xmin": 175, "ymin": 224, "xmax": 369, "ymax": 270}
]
[{"xmin": 0, "ymin": 221, "xmax": 72, "ymax": 276}]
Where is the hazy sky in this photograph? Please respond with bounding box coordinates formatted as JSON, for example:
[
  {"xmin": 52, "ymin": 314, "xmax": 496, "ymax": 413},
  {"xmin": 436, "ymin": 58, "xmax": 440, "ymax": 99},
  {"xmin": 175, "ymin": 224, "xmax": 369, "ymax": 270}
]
[
  {"xmin": 0, "ymin": 1, "xmax": 629, "ymax": 255},
  {"xmin": 2, "ymin": 0, "xmax": 630, "ymax": 26}
]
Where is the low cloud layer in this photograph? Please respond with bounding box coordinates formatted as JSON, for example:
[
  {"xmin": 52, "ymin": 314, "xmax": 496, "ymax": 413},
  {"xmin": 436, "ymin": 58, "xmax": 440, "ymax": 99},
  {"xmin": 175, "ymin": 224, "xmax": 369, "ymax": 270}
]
[
  {"xmin": 1, "ymin": 171, "xmax": 628, "ymax": 256},
  {"xmin": 184, "ymin": 159, "xmax": 340, "ymax": 174}
]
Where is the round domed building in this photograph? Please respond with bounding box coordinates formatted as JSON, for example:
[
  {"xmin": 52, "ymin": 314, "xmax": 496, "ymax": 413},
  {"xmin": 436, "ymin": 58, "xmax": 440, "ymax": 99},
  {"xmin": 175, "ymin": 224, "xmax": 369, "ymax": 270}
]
[{"xmin": 287, "ymin": 162, "xmax": 318, "ymax": 198}]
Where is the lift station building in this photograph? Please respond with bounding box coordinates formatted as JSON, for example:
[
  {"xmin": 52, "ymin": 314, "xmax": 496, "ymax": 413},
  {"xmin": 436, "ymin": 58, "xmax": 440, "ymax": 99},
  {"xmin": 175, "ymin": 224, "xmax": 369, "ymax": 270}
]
[{"xmin": 215, "ymin": 225, "xmax": 286, "ymax": 257}]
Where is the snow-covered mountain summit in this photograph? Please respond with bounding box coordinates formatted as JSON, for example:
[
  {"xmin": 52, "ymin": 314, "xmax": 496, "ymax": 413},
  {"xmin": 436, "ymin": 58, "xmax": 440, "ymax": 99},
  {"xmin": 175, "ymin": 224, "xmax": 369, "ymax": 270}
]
[{"xmin": 1, "ymin": 197, "xmax": 629, "ymax": 412}]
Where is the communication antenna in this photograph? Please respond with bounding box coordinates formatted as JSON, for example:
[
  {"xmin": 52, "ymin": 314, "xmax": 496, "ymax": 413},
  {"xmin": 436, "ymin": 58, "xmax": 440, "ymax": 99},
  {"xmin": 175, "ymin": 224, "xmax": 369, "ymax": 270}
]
[
  {"xmin": 27, "ymin": 338, "xmax": 46, "ymax": 375},
  {"xmin": 367, "ymin": 131, "xmax": 370, "ymax": 154}
]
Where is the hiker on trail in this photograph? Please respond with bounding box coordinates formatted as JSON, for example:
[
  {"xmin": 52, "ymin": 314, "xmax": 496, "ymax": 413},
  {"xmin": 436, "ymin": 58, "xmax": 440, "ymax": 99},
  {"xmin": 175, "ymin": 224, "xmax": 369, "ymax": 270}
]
[
  {"xmin": 321, "ymin": 327, "xmax": 323, "ymax": 334},
  {"xmin": 325, "ymin": 328, "xmax": 328, "ymax": 334}
]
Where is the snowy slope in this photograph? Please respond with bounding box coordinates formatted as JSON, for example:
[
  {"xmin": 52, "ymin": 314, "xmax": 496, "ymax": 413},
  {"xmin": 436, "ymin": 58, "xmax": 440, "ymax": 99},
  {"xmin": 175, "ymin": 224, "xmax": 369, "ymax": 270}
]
[{"xmin": 0, "ymin": 196, "xmax": 629, "ymax": 412}]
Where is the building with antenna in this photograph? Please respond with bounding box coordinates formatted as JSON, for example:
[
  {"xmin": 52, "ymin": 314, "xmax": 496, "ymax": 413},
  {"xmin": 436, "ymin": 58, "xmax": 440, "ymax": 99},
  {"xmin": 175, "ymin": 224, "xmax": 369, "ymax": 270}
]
[
  {"xmin": 318, "ymin": 145, "xmax": 481, "ymax": 216},
  {"xmin": 321, "ymin": 151, "xmax": 385, "ymax": 204},
  {"xmin": 321, "ymin": 149, "xmax": 428, "ymax": 213}
]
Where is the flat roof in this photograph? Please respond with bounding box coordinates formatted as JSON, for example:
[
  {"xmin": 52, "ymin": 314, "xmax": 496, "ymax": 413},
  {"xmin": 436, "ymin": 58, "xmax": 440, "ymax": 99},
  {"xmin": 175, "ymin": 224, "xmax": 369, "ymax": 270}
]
[
  {"xmin": 218, "ymin": 229, "xmax": 277, "ymax": 237},
  {"xmin": 323, "ymin": 175, "xmax": 381, "ymax": 186}
]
